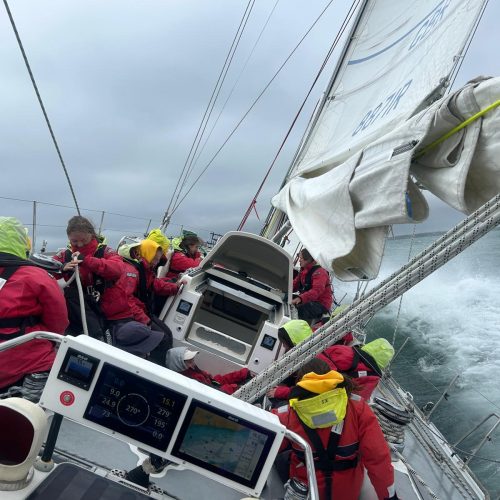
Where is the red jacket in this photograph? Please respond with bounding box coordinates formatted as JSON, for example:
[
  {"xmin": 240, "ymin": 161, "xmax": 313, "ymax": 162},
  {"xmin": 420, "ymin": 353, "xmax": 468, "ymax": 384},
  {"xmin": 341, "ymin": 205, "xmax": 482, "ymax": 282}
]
[
  {"xmin": 101, "ymin": 258, "xmax": 178, "ymax": 324},
  {"xmin": 166, "ymin": 250, "xmax": 201, "ymax": 280},
  {"xmin": 54, "ymin": 239, "xmax": 123, "ymax": 287},
  {"xmin": 273, "ymin": 345, "xmax": 380, "ymax": 402},
  {"xmin": 273, "ymin": 398, "xmax": 395, "ymax": 500},
  {"xmin": 54, "ymin": 239, "xmax": 125, "ymax": 320},
  {"xmin": 293, "ymin": 262, "xmax": 333, "ymax": 311},
  {"xmin": 0, "ymin": 265, "xmax": 68, "ymax": 388},
  {"xmin": 182, "ymin": 366, "xmax": 249, "ymax": 395}
]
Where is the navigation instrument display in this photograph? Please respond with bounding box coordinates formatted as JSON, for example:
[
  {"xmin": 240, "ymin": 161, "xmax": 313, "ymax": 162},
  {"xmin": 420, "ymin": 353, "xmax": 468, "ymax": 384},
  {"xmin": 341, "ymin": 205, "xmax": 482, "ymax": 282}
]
[
  {"xmin": 171, "ymin": 400, "xmax": 275, "ymax": 488},
  {"xmin": 84, "ymin": 363, "xmax": 187, "ymax": 451},
  {"xmin": 57, "ymin": 348, "xmax": 100, "ymax": 390}
]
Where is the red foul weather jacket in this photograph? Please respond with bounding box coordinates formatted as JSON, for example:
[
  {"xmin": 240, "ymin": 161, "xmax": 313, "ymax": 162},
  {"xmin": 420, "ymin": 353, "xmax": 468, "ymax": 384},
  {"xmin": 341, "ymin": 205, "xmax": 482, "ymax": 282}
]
[
  {"xmin": 317, "ymin": 345, "xmax": 381, "ymax": 401},
  {"xmin": 293, "ymin": 262, "xmax": 333, "ymax": 311},
  {"xmin": 272, "ymin": 344, "xmax": 380, "ymax": 402},
  {"xmin": 101, "ymin": 258, "xmax": 178, "ymax": 324},
  {"xmin": 54, "ymin": 239, "xmax": 125, "ymax": 317},
  {"xmin": 183, "ymin": 366, "xmax": 250, "ymax": 395},
  {"xmin": 166, "ymin": 250, "xmax": 202, "ymax": 280},
  {"xmin": 273, "ymin": 398, "xmax": 396, "ymax": 500},
  {"xmin": 0, "ymin": 265, "xmax": 68, "ymax": 388}
]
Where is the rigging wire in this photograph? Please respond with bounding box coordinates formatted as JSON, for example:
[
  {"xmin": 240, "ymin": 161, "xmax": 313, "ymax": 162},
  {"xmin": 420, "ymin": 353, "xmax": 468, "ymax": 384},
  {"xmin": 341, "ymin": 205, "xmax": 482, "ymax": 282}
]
[
  {"xmin": 177, "ymin": 0, "xmax": 257, "ymax": 195},
  {"xmin": 237, "ymin": 0, "xmax": 363, "ymax": 230},
  {"xmin": 188, "ymin": 0, "xmax": 281, "ymax": 179},
  {"xmin": 168, "ymin": 0, "xmax": 337, "ymax": 219},
  {"xmin": 2, "ymin": 0, "xmax": 80, "ymax": 215},
  {"xmin": 162, "ymin": 0, "xmax": 256, "ymax": 228},
  {"xmin": 448, "ymin": 0, "xmax": 490, "ymax": 89}
]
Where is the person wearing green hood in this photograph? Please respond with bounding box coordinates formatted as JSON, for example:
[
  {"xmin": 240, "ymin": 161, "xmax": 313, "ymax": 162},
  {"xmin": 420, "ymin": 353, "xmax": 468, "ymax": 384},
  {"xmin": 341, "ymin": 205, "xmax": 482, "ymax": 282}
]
[
  {"xmin": 0, "ymin": 217, "xmax": 68, "ymax": 391},
  {"xmin": 268, "ymin": 320, "xmax": 394, "ymax": 402}
]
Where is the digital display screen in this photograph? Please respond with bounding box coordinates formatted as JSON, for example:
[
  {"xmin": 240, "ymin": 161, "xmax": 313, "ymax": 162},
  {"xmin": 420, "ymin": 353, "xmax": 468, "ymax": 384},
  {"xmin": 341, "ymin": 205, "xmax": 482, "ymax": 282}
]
[
  {"xmin": 260, "ymin": 334, "xmax": 277, "ymax": 351},
  {"xmin": 171, "ymin": 400, "xmax": 275, "ymax": 488},
  {"xmin": 57, "ymin": 349, "xmax": 100, "ymax": 390},
  {"xmin": 84, "ymin": 364, "xmax": 187, "ymax": 451},
  {"xmin": 176, "ymin": 299, "xmax": 193, "ymax": 315}
]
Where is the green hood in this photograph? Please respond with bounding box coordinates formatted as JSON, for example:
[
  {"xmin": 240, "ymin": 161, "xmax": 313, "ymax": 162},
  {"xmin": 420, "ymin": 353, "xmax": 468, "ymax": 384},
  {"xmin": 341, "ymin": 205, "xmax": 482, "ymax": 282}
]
[
  {"xmin": 0, "ymin": 217, "xmax": 29, "ymax": 259},
  {"xmin": 283, "ymin": 320, "xmax": 313, "ymax": 346},
  {"xmin": 361, "ymin": 338, "xmax": 395, "ymax": 370},
  {"xmin": 118, "ymin": 241, "xmax": 142, "ymax": 260}
]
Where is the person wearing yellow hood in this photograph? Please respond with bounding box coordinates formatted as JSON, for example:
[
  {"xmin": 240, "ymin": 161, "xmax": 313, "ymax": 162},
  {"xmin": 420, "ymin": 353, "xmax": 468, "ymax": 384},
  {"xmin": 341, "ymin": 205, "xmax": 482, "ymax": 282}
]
[
  {"xmin": 272, "ymin": 359, "xmax": 398, "ymax": 500},
  {"xmin": 0, "ymin": 217, "xmax": 68, "ymax": 392},
  {"xmin": 102, "ymin": 239, "xmax": 179, "ymax": 365}
]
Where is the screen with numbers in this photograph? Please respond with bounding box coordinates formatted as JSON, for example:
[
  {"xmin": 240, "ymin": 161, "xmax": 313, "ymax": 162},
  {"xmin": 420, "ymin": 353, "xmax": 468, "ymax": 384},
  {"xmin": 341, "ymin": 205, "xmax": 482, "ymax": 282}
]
[{"xmin": 84, "ymin": 363, "xmax": 187, "ymax": 451}]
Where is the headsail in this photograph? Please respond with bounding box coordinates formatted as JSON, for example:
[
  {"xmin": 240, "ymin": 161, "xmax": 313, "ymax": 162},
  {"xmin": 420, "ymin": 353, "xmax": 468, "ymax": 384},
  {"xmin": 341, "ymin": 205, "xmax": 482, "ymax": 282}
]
[
  {"xmin": 270, "ymin": 0, "xmax": 500, "ymax": 281},
  {"xmin": 290, "ymin": 0, "xmax": 489, "ymax": 177}
]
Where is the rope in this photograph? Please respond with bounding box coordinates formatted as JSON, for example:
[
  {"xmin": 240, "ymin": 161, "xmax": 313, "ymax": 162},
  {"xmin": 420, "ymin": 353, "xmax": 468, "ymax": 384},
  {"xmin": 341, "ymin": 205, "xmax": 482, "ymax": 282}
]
[
  {"xmin": 162, "ymin": 0, "xmax": 256, "ymax": 228},
  {"xmin": 237, "ymin": 0, "xmax": 363, "ymax": 231},
  {"xmin": 187, "ymin": 0, "xmax": 281, "ymax": 184},
  {"xmin": 168, "ymin": 0, "xmax": 338, "ymax": 219},
  {"xmin": 2, "ymin": 0, "xmax": 80, "ymax": 215},
  {"xmin": 234, "ymin": 194, "xmax": 500, "ymax": 403}
]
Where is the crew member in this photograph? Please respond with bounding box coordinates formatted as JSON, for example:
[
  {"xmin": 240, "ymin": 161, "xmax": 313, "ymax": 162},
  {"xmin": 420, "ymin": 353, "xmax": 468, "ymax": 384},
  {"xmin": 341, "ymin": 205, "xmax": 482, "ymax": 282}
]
[
  {"xmin": 165, "ymin": 233, "xmax": 202, "ymax": 281},
  {"xmin": 273, "ymin": 359, "xmax": 398, "ymax": 500},
  {"xmin": 53, "ymin": 215, "xmax": 123, "ymax": 339},
  {"xmin": 292, "ymin": 249, "xmax": 333, "ymax": 324},
  {"xmin": 0, "ymin": 217, "xmax": 68, "ymax": 390}
]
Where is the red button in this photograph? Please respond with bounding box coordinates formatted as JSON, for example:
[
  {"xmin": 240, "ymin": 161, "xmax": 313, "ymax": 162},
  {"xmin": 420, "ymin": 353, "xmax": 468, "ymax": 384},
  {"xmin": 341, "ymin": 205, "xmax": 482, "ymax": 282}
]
[{"xmin": 60, "ymin": 391, "xmax": 75, "ymax": 406}]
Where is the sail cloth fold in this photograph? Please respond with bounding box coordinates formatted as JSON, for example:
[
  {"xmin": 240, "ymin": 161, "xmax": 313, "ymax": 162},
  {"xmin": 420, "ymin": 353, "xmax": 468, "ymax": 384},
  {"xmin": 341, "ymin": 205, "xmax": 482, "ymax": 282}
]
[{"xmin": 272, "ymin": 77, "xmax": 500, "ymax": 280}]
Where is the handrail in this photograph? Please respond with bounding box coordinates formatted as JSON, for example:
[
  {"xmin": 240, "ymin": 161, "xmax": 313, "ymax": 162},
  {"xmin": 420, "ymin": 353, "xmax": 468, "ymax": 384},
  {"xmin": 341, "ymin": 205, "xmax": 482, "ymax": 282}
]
[
  {"xmin": 285, "ymin": 429, "xmax": 320, "ymax": 500},
  {"xmin": 0, "ymin": 331, "xmax": 64, "ymax": 352},
  {"xmin": 453, "ymin": 413, "xmax": 500, "ymax": 465}
]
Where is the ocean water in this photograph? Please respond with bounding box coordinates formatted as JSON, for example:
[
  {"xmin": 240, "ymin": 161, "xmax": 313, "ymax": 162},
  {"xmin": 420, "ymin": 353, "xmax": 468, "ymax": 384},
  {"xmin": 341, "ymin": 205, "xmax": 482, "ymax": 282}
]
[{"xmin": 335, "ymin": 229, "xmax": 500, "ymax": 497}]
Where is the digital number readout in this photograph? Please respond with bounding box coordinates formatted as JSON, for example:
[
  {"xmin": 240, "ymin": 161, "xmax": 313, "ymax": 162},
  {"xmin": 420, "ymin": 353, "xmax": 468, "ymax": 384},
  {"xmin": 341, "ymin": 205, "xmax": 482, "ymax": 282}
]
[{"xmin": 84, "ymin": 363, "xmax": 187, "ymax": 451}]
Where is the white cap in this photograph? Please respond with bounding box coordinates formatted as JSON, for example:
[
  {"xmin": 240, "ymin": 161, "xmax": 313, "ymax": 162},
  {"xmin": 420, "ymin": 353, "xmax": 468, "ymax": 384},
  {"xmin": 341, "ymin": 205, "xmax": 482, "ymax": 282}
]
[{"xmin": 183, "ymin": 350, "xmax": 199, "ymax": 361}]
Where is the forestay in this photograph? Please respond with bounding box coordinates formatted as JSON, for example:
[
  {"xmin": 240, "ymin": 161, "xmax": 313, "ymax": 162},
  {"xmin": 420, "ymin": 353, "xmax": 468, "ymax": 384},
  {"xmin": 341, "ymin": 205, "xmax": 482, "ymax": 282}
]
[{"xmin": 291, "ymin": 0, "xmax": 488, "ymax": 177}]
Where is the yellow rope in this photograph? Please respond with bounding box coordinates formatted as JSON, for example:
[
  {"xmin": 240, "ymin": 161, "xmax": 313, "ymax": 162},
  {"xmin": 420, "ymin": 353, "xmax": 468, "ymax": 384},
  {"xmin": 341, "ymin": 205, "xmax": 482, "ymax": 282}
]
[{"xmin": 414, "ymin": 99, "xmax": 500, "ymax": 159}]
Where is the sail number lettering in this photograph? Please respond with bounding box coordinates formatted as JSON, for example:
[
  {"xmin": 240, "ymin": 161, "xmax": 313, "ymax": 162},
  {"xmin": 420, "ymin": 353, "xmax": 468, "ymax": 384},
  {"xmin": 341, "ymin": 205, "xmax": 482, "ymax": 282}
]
[
  {"xmin": 352, "ymin": 80, "xmax": 412, "ymax": 137},
  {"xmin": 409, "ymin": 0, "xmax": 450, "ymax": 51}
]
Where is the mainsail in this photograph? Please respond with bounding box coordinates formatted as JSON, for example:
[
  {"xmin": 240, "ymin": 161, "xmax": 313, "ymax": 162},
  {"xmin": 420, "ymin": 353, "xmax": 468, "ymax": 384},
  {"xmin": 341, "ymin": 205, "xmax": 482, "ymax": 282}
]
[{"xmin": 270, "ymin": 0, "xmax": 500, "ymax": 281}]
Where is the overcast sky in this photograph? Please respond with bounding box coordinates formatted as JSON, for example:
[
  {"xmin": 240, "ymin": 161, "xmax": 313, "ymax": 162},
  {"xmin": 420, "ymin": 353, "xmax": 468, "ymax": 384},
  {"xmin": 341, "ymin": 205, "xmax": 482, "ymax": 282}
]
[{"xmin": 1, "ymin": 0, "xmax": 499, "ymax": 250}]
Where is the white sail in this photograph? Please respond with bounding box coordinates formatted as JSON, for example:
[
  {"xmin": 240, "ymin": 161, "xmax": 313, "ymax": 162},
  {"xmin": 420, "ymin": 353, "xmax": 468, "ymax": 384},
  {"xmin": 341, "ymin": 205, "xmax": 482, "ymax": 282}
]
[
  {"xmin": 271, "ymin": 0, "xmax": 500, "ymax": 281},
  {"xmin": 291, "ymin": 0, "xmax": 488, "ymax": 178}
]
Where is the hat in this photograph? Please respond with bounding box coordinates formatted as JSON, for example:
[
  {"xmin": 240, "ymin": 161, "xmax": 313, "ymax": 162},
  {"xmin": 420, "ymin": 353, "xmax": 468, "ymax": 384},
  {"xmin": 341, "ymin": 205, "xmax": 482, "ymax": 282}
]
[
  {"xmin": 147, "ymin": 228, "xmax": 170, "ymax": 253},
  {"xmin": 361, "ymin": 338, "xmax": 395, "ymax": 370},
  {"xmin": 139, "ymin": 239, "xmax": 161, "ymax": 264},
  {"xmin": 0, "ymin": 217, "xmax": 30, "ymax": 259},
  {"xmin": 183, "ymin": 350, "xmax": 199, "ymax": 361},
  {"xmin": 282, "ymin": 320, "xmax": 313, "ymax": 346}
]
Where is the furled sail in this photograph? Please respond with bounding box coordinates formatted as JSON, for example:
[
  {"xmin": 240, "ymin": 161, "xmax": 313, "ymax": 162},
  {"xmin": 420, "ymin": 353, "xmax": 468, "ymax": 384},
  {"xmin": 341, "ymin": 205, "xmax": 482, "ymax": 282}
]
[{"xmin": 271, "ymin": 0, "xmax": 499, "ymax": 281}]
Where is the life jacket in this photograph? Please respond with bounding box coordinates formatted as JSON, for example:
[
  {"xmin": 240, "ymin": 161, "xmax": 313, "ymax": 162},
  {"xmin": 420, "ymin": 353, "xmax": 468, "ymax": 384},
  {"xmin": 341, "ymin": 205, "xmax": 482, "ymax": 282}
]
[
  {"xmin": 298, "ymin": 265, "xmax": 321, "ymax": 293},
  {"xmin": 0, "ymin": 257, "xmax": 39, "ymax": 340},
  {"xmin": 294, "ymin": 416, "xmax": 357, "ymax": 499}
]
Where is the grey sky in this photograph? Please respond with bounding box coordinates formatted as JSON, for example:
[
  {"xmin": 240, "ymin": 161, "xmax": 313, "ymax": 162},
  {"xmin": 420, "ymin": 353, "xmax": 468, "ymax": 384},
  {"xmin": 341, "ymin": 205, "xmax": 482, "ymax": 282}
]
[{"xmin": 1, "ymin": 0, "xmax": 499, "ymax": 250}]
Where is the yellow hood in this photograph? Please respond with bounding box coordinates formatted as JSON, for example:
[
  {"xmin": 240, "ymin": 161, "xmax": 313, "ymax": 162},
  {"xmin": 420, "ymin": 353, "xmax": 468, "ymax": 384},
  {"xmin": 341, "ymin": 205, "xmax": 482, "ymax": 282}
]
[{"xmin": 139, "ymin": 239, "xmax": 161, "ymax": 264}]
